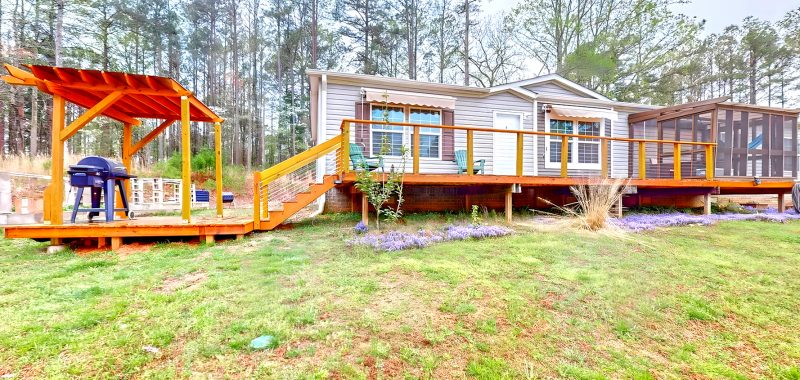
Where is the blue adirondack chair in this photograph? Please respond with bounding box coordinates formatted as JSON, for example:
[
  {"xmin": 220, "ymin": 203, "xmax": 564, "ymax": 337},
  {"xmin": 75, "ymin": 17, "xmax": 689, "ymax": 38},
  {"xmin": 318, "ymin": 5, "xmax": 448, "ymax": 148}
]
[
  {"xmin": 349, "ymin": 143, "xmax": 384, "ymax": 171},
  {"xmin": 454, "ymin": 150, "xmax": 485, "ymax": 174}
]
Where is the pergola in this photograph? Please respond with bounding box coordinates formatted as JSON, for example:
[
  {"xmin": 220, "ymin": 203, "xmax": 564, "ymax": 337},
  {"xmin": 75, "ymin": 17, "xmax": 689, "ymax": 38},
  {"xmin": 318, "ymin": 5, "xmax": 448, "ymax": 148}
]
[{"xmin": 2, "ymin": 64, "xmax": 225, "ymax": 225}]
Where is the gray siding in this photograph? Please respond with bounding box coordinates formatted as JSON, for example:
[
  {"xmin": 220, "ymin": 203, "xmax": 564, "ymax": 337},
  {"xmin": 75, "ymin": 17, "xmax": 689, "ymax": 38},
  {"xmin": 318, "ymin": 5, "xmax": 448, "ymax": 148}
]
[
  {"xmin": 534, "ymin": 108, "xmax": 612, "ymax": 177},
  {"xmin": 523, "ymin": 82, "xmax": 591, "ymax": 99},
  {"xmin": 323, "ymin": 82, "xmax": 535, "ymax": 175},
  {"xmin": 321, "ymin": 80, "xmax": 645, "ymax": 179}
]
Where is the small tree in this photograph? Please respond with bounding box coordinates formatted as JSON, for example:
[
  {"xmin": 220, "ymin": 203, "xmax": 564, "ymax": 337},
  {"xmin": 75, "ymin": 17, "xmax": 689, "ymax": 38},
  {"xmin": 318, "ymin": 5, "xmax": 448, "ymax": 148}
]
[
  {"xmin": 354, "ymin": 144, "xmax": 407, "ymax": 230},
  {"xmin": 354, "ymin": 92, "xmax": 407, "ymax": 229}
]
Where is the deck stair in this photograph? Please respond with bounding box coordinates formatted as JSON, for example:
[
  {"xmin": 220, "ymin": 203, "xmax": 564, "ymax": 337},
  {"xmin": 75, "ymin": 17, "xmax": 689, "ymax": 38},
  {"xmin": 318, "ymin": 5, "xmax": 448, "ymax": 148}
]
[
  {"xmin": 252, "ymin": 133, "xmax": 344, "ymax": 231},
  {"xmin": 259, "ymin": 175, "xmax": 337, "ymax": 230}
]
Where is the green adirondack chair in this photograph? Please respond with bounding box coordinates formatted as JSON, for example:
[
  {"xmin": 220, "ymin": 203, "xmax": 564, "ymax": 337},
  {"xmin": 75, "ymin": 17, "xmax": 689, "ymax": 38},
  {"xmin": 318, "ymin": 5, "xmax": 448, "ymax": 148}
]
[
  {"xmin": 454, "ymin": 150, "xmax": 485, "ymax": 174},
  {"xmin": 349, "ymin": 143, "xmax": 384, "ymax": 171}
]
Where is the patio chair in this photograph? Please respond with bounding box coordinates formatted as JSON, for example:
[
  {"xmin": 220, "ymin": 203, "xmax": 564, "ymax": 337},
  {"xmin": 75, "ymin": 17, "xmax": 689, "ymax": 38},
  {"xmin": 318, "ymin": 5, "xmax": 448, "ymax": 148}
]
[
  {"xmin": 349, "ymin": 143, "xmax": 384, "ymax": 171},
  {"xmin": 454, "ymin": 150, "xmax": 485, "ymax": 174}
]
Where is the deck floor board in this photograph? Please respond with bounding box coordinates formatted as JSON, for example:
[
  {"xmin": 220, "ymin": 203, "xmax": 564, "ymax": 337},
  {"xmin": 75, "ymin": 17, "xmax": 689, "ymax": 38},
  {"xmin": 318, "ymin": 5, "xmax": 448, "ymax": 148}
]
[{"xmin": 3, "ymin": 216, "xmax": 254, "ymax": 239}]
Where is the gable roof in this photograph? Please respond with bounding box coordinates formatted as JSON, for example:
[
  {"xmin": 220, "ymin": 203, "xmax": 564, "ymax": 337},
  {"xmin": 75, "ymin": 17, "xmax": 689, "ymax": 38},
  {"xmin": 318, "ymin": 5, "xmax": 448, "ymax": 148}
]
[
  {"xmin": 306, "ymin": 69, "xmax": 655, "ymax": 111},
  {"xmin": 490, "ymin": 73, "xmax": 610, "ymax": 101}
]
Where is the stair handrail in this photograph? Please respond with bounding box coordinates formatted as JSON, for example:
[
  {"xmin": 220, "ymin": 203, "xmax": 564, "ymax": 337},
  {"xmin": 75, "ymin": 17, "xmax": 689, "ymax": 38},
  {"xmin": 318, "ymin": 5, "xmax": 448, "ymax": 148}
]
[{"xmin": 253, "ymin": 133, "xmax": 343, "ymax": 229}]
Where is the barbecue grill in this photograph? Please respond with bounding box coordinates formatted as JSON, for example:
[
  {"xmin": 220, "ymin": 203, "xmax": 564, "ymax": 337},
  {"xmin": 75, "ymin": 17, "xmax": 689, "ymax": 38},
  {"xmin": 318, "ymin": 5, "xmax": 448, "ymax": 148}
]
[{"xmin": 68, "ymin": 156, "xmax": 136, "ymax": 223}]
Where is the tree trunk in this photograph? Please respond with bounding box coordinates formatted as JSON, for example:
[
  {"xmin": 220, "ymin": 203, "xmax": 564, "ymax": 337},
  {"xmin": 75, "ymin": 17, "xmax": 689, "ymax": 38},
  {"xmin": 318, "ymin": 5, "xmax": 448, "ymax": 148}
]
[
  {"xmin": 55, "ymin": 0, "xmax": 63, "ymax": 65},
  {"xmin": 30, "ymin": 89, "xmax": 38, "ymax": 156},
  {"xmin": 749, "ymin": 49, "xmax": 757, "ymax": 104},
  {"xmin": 463, "ymin": 0, "xmax": 469, "ymax": 86}
]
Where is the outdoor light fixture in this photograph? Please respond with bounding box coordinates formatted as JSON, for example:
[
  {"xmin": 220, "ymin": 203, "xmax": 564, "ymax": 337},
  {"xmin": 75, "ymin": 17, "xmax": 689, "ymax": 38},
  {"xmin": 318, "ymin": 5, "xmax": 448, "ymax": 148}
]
[{"xmin": 753, "ymin": 177, "xmax": 761, "ymax": 186}]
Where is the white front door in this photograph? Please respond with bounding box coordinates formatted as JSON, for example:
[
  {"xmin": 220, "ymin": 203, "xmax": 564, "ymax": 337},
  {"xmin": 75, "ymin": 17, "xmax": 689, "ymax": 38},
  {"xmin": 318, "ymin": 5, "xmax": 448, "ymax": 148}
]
[{"xmin": 493, "ymin": 112, "xmax": 523, "ymax": 175}]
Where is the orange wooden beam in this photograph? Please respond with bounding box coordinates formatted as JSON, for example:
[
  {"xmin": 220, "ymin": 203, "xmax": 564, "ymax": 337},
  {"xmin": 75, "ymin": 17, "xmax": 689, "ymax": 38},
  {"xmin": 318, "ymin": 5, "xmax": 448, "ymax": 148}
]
[
  {"xmin": 129, "ymin": 119, "xmax": 176, "ymax": 155},
  {"xmin": 48, "ymin": 86, "xmax": 140, "ymax": 126},
  {"xmin": 180, "ymin": 96, "xmax": 191, "ymax": 223},
  {"xmin": 59, "ymin": 90, "xmax": 125, "ymax": 141},
  {"xmin": 49, "ymin": 95, "xmax": 66, "ymax": 226}
]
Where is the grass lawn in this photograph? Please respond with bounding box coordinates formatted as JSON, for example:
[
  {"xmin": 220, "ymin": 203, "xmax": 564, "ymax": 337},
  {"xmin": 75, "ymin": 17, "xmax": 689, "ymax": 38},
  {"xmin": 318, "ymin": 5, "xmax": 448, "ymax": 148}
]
[{"xmin": 1, "ymin": 214, "xmax": 799, "ymax": 379}]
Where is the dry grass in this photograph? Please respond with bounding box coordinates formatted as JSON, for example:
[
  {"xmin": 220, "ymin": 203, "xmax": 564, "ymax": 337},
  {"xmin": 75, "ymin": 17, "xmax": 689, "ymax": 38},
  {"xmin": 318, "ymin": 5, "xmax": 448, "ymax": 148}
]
[
  {"xmin": 0, "ymin": 154, "xmax": 76, "ymax": 176},
  {"xmin": 539, "ymin": 178, "xmax": 628, "ymax": 231}
]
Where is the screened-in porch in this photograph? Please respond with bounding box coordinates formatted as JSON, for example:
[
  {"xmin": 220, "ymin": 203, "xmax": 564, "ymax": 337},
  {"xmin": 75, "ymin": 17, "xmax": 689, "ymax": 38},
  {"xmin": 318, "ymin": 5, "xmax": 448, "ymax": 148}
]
[{"xmin": 627, "ymin": 98, "xmax": 799, "ymax": 180}]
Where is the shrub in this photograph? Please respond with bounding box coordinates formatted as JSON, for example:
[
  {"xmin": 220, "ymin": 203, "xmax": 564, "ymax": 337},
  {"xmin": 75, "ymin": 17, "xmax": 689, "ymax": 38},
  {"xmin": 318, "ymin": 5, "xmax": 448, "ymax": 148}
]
[
  {"xmin": 540, "ymin": 178, "xmax": 627, "ymax": 231},
  {"xmin": 570, "ymin": 179, "xmax": 627, "ymax": 230}
]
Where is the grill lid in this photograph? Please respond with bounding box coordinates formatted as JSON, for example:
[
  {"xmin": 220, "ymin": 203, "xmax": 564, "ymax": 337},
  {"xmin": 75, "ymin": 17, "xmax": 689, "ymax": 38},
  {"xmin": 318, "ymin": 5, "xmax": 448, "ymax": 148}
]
[{"xmin": 71, "ymin": 156, "xmax": 135, "ymax": 178}]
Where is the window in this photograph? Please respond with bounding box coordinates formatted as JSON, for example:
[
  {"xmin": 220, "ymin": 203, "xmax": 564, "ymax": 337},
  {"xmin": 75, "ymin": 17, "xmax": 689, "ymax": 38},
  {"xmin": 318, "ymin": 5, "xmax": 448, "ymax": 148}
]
[
  {"xmin": 371, "ymin": 106, "xmax": 405, "ymax": 156},
  {"xmin": 577, "ymin": 121, "xmax": 601, "ymax": 164},
  {"xmin": 409, "ymin": 109, "xmax": 441, "ymax": 158},
  {"xmin": 549, "ymin": 120, "xmax": 573, "ymax": 163},
  {"xmin": 546, "ymin": 117, "xmax": 604, "ymax": 169},
  {"xmin": 370, "ymin": 105, "xmax": 442, "ymax": 158}
]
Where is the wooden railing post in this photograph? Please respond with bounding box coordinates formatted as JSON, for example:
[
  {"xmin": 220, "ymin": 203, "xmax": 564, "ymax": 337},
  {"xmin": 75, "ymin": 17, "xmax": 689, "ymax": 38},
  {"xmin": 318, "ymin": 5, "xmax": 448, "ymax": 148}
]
[
  {"xmin": 601, "ymin": 139, "xmax": 609, "ymax": 178},
  {"xmin": 341, "ymin": 121, "xmax": 351, "ymax": 174},
  {"xmin": 705, "ymin": 144, "xmax": 714, "ymax": 180},
  {"xmin": 413, "ymin": 126, "xmax": 420, "ymax": 174},
  {"xmin": 516, "ymin": 132, "xmax": 523, "ymax": 176},
  {"xmin": 467, "ymin": 130, "xmax": 474, "ymax": 176},
  {"xmin": 253, "ymin": 171, "xmax": 261, "ymax": 230},
  {"xmin": 560, "ymin": 135, "xmax": 569, "ymax": 178},
  {"xmin": 673, "ymin": 143, "xmax": 681, "ymax": 181},
  {"xmin": 638, "ymin": 142, "xmax": 646, "ymax": 180}
]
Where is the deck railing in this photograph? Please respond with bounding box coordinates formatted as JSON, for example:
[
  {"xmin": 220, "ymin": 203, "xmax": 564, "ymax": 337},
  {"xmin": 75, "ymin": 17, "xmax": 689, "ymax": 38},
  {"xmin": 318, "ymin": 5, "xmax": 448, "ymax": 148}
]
[
  {"xmin": 338, "ymin": 119, "xmax": 717, "ymax": 181},
  {"xmin": 252, "ymin": 133, "xmax": 343, "ymax": 229}
]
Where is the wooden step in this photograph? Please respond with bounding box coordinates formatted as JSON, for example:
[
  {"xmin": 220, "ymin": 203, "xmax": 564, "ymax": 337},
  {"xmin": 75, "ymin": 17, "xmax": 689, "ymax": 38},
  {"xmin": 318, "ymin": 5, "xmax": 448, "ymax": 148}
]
[{"xmin": 258, "ymin": 175, "xmax": 337, "ymax": 231}]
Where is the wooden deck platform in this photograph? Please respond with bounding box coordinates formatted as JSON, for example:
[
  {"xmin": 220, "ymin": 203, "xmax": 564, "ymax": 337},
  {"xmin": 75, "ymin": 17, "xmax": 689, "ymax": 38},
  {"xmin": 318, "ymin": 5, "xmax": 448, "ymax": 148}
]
[
  {"xmin": 3, "ymin": 216, "xmax": 254, "ymax": 243},
  {"xmin": 340, "ymin": 173, "xmax": 797, "ymax": 193}
]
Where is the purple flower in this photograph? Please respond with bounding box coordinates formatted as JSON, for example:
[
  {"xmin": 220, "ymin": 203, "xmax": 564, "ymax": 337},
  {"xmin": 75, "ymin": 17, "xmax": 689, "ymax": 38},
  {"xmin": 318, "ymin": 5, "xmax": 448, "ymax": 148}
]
[
  {"xmin": 350, "ymin": 224, "xmax": 513, "ymax": 252},
  {"xmin": 613, "ymin": 210, "xmax": 800, "ymax": 231},
  {"xmin": 354, "ymin": 221, "xmax": 368, "ymax": 234}
]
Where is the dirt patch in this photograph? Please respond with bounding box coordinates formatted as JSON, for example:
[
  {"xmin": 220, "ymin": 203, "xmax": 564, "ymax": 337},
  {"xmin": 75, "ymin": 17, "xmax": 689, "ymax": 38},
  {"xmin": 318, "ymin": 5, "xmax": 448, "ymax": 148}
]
[{"xmin": 156, "ymin": 271, "xmax": 208, "ymax": 293}]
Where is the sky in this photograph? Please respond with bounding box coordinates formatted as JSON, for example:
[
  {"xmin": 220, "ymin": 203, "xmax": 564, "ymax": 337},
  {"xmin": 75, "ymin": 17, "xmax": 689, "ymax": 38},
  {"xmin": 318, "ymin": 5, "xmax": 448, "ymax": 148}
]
[{"xmin": 483, "ymin": 0, "xmax": 797, "ymax": 35}]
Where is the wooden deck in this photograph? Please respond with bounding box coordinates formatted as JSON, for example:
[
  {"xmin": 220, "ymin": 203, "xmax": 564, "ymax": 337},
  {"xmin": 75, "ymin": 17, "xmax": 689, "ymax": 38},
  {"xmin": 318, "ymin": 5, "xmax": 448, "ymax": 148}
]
[
  {"xmin": 340, "ymin": 173, "xmax": 797, "ymax": 193},
  {"xmin": 3, "ymin": 216, "xmax": 254, "ymax": 243}
]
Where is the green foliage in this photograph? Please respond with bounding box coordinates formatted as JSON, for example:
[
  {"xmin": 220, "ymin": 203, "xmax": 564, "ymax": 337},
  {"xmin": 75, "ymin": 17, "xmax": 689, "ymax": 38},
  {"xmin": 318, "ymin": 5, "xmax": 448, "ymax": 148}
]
[
  {"xmin": 470, "ymin": 205, "xmax": 482, "ymax": 226},
  {"xmin": 466, "ymin": 357, "xmax": 514, "ymax": 379},
  {"xmin": 145, "ymin": 150, "xmax": 247, "ymax": 193},
  {"xmin": 354, "ymin": 114, "xmax": 408, "ymax": 230}
]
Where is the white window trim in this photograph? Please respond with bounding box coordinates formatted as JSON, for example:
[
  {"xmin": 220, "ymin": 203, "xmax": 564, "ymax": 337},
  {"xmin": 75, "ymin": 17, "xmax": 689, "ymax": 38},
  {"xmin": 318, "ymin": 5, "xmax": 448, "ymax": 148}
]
[
  {"xmin": 544, "ymin": 111, "xmax": 605, "ymax": 170},
  {"xmin": 369, "ymin": 104, "xmax": 443, "ymax": 160},
  {"xmin": 369, "ymin": 105, "xmax": 405, "ymax": 157},
  {"xmin": 409, "ymin": 108, "xmax": 443, "ymax": 161}
]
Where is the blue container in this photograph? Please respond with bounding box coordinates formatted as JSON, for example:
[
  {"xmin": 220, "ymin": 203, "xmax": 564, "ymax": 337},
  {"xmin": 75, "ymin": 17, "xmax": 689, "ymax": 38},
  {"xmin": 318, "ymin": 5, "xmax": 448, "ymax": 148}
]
[
  {"xmin": 222, "ymin": 192, "xmax": 234, "ymax": 203},
  {"xmin": 194, "ymin": 190, "xmax": 210, "ymax": 202}
]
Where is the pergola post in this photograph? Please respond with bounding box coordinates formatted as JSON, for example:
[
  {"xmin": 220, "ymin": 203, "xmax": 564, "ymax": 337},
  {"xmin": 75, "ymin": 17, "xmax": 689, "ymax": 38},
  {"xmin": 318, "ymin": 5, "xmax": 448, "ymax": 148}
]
[
  {"xmin": 49, "ymin": 95, "xmax": 66, "ymax": 229},
  {"xmin": 215, "ymin": 121, "xmax": 223, "ymax": 218},
  {"xmin": 118, "ymin": 123, "xmax": 133, "ymax": 219},
  {"xmin": 181, "ymin": 96, "xmax": 191, "ymax": 223}
]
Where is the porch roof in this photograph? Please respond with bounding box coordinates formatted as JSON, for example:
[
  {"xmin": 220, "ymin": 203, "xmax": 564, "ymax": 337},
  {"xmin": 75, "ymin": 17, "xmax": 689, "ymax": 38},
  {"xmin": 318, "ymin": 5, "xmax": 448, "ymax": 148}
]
[
  {"xmin": 629, "ymin": 97, "xmax": 800, "ymax": 124},
  {"xmin": 1, "ymin": 64, "xmax": 222, "ymax": 125}
]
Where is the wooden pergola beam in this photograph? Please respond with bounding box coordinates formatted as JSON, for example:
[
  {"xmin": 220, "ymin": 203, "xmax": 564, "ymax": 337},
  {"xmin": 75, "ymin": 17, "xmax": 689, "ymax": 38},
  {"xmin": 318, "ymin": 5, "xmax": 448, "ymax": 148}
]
[
  {"xmin": 130, "ymin": 119, "xmax": 177, "ymax": 155},
  {"xmin": 59, "ymin": 90, "xmax": 125, "ymax": 141},
  {"xmin": 48, "ymin": 86, "xmax": 141, "ymax": 126},
  {"xmin": 181, "ymin": 96, "xmax": 192, "ymax": 223}
]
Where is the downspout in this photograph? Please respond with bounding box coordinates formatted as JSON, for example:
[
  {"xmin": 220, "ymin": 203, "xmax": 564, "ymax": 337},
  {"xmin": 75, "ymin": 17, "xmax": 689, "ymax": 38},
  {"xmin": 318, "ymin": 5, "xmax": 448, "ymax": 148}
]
[
  {"xmin": 311, "ymin": 74, "xmax": 328, "ymax": 217},
  {"xmin": 533, "ymin": 99, "xmax": 538, "ymax": 176},
  {"xmin": 610, "ymin": 108, "xmax": 615, "ymax": 178}
]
